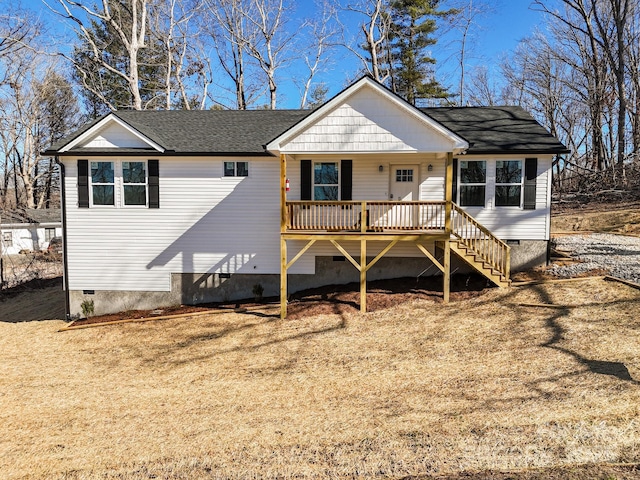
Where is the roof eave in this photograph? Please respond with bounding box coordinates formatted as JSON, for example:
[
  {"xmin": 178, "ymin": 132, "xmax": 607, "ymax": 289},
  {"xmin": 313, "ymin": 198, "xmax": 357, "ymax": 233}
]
[{"xmin": 465, "ymin": 148, "xmax": 571, "ymax": 155}]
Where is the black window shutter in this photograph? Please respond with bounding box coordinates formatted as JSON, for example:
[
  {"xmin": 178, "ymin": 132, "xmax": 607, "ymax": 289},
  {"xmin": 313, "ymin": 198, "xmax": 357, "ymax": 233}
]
[
  {"xmin": 301, "ymin": 159, "xmax": 312, "ymax": 200},
  {"xmin": 148, "ymin": 160, "xmax": 159, "ymax": 208},
  {"xmin": 341, "ymin": 159, "xmax": 353, "ymax": 201},
  {"xmin": 452, "ymin": 158, "xmax": 458, "ymax": 204},
  {"xmin": 524, "ymin": 158, "xmax": 538, "ymax": 210},
  {"xmin": 78, "ymin": 159, "xmax": 89, "ymax": 208}
]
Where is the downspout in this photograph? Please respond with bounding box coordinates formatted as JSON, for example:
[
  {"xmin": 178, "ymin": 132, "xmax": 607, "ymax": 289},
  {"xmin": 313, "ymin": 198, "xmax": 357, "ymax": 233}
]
[{"xmin": 55, "ymin": 157, "xmax": 71, "ymax": 321}]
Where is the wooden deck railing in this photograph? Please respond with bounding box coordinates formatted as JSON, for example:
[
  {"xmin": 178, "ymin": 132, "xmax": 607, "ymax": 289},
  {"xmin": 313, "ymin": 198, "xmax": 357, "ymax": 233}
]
[
  {"xmin": 451, "ymin": 203, "xmax": 511, "ymax": 279},
  {"xmin": 285, "ymin": 201, "xmax": 447, "ymax": 232}
]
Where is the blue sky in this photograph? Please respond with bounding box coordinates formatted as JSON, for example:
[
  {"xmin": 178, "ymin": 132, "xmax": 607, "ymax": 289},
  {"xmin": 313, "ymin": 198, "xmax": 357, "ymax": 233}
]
[
  {"xmin": 280, "ymin": 0, "xmax": 554, "ymax": 107},
  {"xmin": 18, "ymin": 0, "xmax": 554, "ymax": 109}
]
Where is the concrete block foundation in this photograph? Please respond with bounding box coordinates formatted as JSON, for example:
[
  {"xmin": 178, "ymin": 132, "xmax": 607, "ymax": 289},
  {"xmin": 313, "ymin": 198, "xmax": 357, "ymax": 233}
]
[{"xmin": 68, "ymin": 240, "xmax": 548, "ymax": 318}]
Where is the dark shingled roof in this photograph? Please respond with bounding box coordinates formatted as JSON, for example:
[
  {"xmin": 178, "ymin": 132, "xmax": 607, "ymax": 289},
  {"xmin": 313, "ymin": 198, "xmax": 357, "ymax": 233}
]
[
  {"xmin": 1, "ymin": 209, "xmax": 61, "ymax": 225},
  {"xmin": 47, "ymin": 110, "xmax": 311, "ymax": 156},
  {"xmin": 424, "ymin": 106, "xmax": 569, "ymax": 154},
  {"xmin": 47, "ymin": 106, "xmax": 568, "ymax": 156}
]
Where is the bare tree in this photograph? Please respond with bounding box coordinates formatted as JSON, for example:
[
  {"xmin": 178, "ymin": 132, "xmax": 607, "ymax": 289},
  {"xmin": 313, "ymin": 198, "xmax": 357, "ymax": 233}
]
[
  {"xmin": 533, "ymin": 0, "xmax": 632, "ymax": 169},
  {"xmin": 297, "ymin": 0, "xmax": 339, "ymax": 108},
  {"xmin": 465, "ymin": 65, "xmax": 501, "ymax": 106},
  {"xmin": 442, "ymin": 0, "xmax": 492, "ymax": 105},
  {"xmin": 149, "ymin": 0, "xmax": 212, "ymax": 110},
  {"xmin": 242, "ymin": 0, "xmax": 297, "ymax": 109},
  {"xmin": 45, "ymin": 0, "xmax": 151, "ymax": 110},
  {"xmin": 342, "ymin": 0, "xmax": 392, "ymax": 83},
  {"xmin": 204, "ymin": 0, "xmax": 255, "ymax": 109},
  {"xmin": 0, "ymin": 56, "xmax": 79, "ymax": 208},
  {"xmin": 0, "ymin": 4, "xmax": 42, "ymax": 83}
]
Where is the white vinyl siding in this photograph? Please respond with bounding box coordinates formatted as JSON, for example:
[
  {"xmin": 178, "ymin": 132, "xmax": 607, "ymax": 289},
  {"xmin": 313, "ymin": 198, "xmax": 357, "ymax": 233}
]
[
  {"xmin": 81, "ymin": 122, "xmax": 154, "ymax": 149},
  {"xmin": 457, "ymin": 155, "xmax": 552, "ymax": 240},
  {"xmin": 282, "ymin": 88, "xmax": 457, "ymax": 153},
  {"xmin": 62, "ymin": 153, "xmax": 552, "ymax": 290},
  {"xmin": 63, "ymin": 157, "xmax": 282, "ymax": 291}
]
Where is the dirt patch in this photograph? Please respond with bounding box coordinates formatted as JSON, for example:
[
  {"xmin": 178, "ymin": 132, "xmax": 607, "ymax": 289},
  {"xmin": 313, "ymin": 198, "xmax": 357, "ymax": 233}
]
[{"xmin": 69, "ymin": 273, "xmax": 493, "ymax": 327}]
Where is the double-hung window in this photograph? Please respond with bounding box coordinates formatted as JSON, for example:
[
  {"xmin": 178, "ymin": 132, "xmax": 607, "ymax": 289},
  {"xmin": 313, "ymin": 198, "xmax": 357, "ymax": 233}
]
[
  {"xmin": 123, "ymin": 161, "xmax": 148, "ymax": 206},
  {"xmin": 45, "ymin": 228, "xmax": 56, "ymax": 242},
  {"xmin": 459, "ymin": 160, "xmax": 486, "ymax": 207},
  {"xmin": 90, "ymin": 161, "xmax": 115, "ymax": 206},
  {"xmin": 313, "ymin": 162, "xmax": 339, "ymax": 200},
  {"xmin": 495, "ymin": 160, "xmax": 523, "ymax": 207}
]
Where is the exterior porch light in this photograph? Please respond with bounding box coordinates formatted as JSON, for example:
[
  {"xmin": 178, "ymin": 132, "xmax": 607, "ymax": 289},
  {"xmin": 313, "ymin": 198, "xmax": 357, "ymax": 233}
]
[
  {"xmin": 378, "ymin": 165, "xmax": 384, "ymax": 172},
  {"xmin": 428, "ymin": 164, "xmax": 433, "ymax": 171}
]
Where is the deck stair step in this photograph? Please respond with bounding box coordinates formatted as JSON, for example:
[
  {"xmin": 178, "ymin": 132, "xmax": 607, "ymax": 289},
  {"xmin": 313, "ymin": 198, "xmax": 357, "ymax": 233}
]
[
  {"xmin": 450, "ymin": 203, "xmax": 511, "ymax": 289},
  {"xmin": 450, "ymin": 240, "xmax": 511, "ymax": 287}
]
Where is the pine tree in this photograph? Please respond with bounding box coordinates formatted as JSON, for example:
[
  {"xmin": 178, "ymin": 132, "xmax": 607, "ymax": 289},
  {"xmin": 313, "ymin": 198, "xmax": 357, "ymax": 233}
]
[
  {"xmin": 388, "ymin": 0, "xmax": 454, "ymax": 105},
  {"xmin": 69, "ymin": 0, "xmax": 167, "ymax": 115}
]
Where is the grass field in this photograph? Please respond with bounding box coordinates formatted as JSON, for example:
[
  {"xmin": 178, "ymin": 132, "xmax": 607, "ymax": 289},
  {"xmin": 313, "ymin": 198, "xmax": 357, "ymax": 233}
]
[{"xmin": 2, "ymin": 277, "xmax": 640, "ymax": 479}]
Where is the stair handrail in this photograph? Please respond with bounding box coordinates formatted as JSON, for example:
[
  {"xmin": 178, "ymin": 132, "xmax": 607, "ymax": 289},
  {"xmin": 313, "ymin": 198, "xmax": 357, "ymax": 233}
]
[{"xmin": 450, "ymin": 203, "xmax": 511, "ymax": 280}]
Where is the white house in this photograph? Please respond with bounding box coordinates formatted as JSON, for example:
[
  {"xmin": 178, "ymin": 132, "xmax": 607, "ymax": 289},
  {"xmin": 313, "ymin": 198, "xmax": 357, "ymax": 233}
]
[
  {"xmin": 45, "ymin": 77, "xmax": 568, "ymax": 319},
  {"xmin": 0, "ymin": 209, "xmax": 62, "ymax": 255}
]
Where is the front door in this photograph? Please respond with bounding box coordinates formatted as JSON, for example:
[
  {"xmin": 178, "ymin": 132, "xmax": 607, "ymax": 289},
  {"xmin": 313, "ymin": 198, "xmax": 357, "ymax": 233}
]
[
  {"xmin": 389, "ymin": 165, "xmax": 419, "ymax": 228},
  {"xmin": 390, "ymin": 165, "xmax": 419, "ymax": 201}
]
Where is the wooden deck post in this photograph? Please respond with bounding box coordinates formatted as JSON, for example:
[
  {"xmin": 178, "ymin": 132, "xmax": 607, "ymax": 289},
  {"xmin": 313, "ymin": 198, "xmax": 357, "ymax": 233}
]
[
  {"xmin": 281, "ymin": 237, "xmax": 287, "ymax": 318},
  {"xmin": 280, "ymin": 154, "xmax": 287, "ymax": 319},
  {"xmin": 360, "ymin": 238, "xmax": 367, "ymax": 312},
  {"xmin": 444, "ymin": 152, "xmax": 454, "ymax": 303},
  {"xmin": 445, "ymin": 152, "xmax": 453, "ymax": 234},
  {"xmin": 443, "ymin": 240, "xmax": 451, "ymax": 303}
]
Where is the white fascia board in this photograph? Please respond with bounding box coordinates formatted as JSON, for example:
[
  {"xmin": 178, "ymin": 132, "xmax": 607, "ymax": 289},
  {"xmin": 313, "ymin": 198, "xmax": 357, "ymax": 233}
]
[
  {"xmin": 266, "ymin": 76, "xmax": 469, "ymax": 153},
  {"xmin": 59, "ymin": 114, "xmax": 165, "ymax": 153},
  {"xmin": 277, "ymin": 149, "xmax": 420, "ymax": 155}
]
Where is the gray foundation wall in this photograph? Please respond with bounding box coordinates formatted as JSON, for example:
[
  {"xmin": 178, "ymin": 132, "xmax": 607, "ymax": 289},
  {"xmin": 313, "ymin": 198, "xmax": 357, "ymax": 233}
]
[{"xmin": 68, "ymin": 240, "xmax": 548, "ymax": 318}]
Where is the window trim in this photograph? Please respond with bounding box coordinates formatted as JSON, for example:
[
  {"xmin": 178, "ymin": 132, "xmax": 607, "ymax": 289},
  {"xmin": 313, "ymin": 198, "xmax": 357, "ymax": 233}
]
[
  {"xmin": 86, "ymin": 160, "xmax": 153, "ymax": 208},
  {"xmin": 458, "ymin": 160, "xmax": 487, "ymax": 207},
  {"xmin": 45, "ymin": 228, "xmax": 56, "ymax": 242},
  {"xmin": 2, "ymin": 231, "xmax": 13, "ymax": 247},
  {"xmin": 313, "ymin": 161, "xmax": 340, "ymax": 201},
  {"xmin": 223, "ymin": 161, "xmax": 249, "ymax": 177},
  {"xmin": 89, "ymin": 160, "xmax": 116, "ymax": 207},
  {"xmin": 495, "ymin": 159, "xmax": 524, "ymax": 208},
  {"xmin": 122, "ymin": 160, "xmax": 149, "ymax": 207}
]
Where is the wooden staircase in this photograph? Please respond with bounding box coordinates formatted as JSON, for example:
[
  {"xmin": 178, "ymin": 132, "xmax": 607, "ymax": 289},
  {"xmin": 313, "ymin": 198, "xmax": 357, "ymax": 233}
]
[{"xmin": 450, "ymin": 204, "xmax": 511, "ymax": 288}]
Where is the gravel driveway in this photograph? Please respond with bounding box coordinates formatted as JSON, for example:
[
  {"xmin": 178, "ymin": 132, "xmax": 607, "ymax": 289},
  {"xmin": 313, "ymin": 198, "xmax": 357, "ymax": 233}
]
[{"xmin": 551, "ymin": 233, "xmax": 640, "ymax": 284}]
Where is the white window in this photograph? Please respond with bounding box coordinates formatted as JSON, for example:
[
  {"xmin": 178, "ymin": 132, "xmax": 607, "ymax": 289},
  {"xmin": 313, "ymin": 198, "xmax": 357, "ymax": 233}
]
[
  {"xmin": 90, "ymin": 161, "xmax": 115, "ymax": 206},
  {"xmin": 224, "ymin": 161, "xmax": 248, "ymax": 177},
  {"xmin": 495, "ymin": 160, "xmax": 523, "ymax": 207},
  {"xmin": 313, "ymin": 162, "xmax": 339, "ymax": 200},
  {"xmin": 2, "ymin": 231, "xmax": 12, "ymax": 247},
  {"xmin": 459, "ymin": 160, "xmax": 486, "ymax": 207},
  {"xmin": 45, "ymin": 228, "xmax": 56, "ymax": 242},
  {"xmin": 122, "ymin": 161, "xmax": 148, "ymax": 206}
]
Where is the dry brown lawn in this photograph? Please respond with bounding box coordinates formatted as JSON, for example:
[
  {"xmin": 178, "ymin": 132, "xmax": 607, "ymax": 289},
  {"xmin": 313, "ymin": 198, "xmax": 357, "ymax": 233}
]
[
  {"xmin": 2, "ymin": 277, "xmax": 640, "ymax": 479},
  {"xmin": 552, "ymin": 201, "xmax": 640, "ymax": 235}
]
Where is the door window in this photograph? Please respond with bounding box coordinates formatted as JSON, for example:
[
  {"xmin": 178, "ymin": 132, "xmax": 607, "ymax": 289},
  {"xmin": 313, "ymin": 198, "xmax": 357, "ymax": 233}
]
[{"xmin": 396, "ymin": 169, "xmax": 414, "ymax": 182}]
